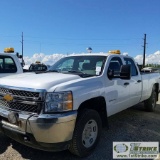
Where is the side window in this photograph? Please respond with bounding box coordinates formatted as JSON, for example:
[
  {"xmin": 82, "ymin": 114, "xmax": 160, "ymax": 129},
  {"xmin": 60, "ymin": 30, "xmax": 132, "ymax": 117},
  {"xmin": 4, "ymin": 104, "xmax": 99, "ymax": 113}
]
[
  {"xmin": 108, "ymin": 57, "xmax": 123, "ymax": 77},
  {"xmin": 0, "ymin": 59, "xmax": 3, "ymax": 69},
  {"xmin": 124, "ymin": 58, "xmax": 138, "ymax": 76},
  {"xmin": 0, "ymin": 56, "xmax": 17, "ymax": 73}
]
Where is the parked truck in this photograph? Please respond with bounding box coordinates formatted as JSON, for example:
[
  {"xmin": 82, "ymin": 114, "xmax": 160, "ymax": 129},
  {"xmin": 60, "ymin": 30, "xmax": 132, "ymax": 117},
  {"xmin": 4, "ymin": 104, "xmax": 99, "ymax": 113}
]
[
  {"xmin": 28, "ymin": 61, "xmax": 48, "ymax": 72},
  {"xmin": 0, "ymin": 48, "xmax": 24, "ymax": 78},
  {"xmin": 0, "ymin": 51, "xmax": 159, "ymax": 157}
]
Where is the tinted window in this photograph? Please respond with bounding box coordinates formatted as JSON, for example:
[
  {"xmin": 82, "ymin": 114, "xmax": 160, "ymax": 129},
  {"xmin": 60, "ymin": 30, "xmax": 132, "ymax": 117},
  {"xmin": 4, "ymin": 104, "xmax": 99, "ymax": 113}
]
[
  {"xmin": 0, "ymin": 56, "xmax": 17, "ymax": 73},
  {"xmin": 108, "ymin": 57, "xmax": 123, "ymax": 77},
  {"xmin": 124, "ymin": 58, "xmax": 138, "ymax": 76}
]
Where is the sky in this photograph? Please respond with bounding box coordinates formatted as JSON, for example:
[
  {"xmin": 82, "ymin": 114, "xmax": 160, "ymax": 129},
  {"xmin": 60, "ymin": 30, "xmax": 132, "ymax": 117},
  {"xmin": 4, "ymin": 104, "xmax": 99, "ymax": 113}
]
[{"xmin": 0, "ymin": 0, "xmax": 160, "ymax": 66}]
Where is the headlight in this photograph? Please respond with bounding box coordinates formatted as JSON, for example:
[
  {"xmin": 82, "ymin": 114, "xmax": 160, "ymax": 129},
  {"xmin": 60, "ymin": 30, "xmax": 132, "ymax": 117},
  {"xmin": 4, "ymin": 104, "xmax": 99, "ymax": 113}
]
[{"xmin": 45, "ymin": 91, "xmax": 73, "ymax": 113}]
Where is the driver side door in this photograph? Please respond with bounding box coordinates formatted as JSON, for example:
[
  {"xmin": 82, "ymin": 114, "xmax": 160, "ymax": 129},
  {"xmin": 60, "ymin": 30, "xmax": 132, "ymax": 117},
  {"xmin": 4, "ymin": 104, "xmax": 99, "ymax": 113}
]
[{"xmin": 105, "ymin": 56, "xmax": 130, "ymax": 116}]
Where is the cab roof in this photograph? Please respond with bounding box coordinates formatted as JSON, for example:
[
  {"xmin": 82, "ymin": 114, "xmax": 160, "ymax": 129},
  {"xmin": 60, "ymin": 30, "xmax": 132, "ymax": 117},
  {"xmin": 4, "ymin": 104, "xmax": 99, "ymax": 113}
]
[{"xmin": 65, "ymin": 52, "xmax": 131, "ymax": 58}]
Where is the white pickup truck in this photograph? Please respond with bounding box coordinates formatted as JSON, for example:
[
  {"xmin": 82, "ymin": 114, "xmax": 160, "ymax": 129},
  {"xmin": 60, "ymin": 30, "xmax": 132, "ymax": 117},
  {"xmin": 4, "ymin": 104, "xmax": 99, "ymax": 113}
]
[
  {"xmin": 0, "ymin": 53, "xmax": 23, "ymax": 78},
  {"xmin": 0, "ymin": 52, "xmax": 159, "ymax": 157}
]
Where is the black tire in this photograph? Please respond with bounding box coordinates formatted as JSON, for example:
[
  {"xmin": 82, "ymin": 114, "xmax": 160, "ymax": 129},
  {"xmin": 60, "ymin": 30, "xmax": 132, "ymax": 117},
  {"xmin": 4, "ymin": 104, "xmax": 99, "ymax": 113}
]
[
  {"xmin": 69, "ymin": 109, "xmax": 102, "ymax": 157},
  {"xmin": 144, "ymin": 89, "xmax": 157, "ymax": 112}
]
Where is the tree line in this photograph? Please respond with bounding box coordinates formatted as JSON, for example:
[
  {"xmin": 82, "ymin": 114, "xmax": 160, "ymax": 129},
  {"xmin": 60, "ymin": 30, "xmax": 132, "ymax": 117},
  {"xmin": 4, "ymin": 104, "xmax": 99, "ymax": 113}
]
[{"xmin": 145, "ymin": 64, "xmax": 160, "ymax": 68}]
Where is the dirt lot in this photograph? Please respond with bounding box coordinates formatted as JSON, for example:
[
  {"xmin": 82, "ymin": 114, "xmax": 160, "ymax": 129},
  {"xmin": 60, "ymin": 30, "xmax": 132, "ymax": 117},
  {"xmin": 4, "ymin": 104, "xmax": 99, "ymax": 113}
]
[{"xmin": 0, "ymin": 100, "xmax": 160, "ymax": 160}]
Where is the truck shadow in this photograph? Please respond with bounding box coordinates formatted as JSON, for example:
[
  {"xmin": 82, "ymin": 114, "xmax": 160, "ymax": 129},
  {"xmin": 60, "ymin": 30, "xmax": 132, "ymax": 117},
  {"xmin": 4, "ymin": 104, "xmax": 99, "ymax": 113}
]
[
  {"xmin": 0, "ymin": 103, "xmax": 159, "ymax": 160},
  {"xmin": 0, "ymin": 133, "xmax": 11, "ymax": 154},
  {"xmin": 0, "ymin": 134, "xmax": 77, "ymax": 159},
  {"xmin": 11, "ymin": 142, "xmax": 75, "ymax": 160},
  {"xmin": 131, "ymin": 102, "xmax": 160, "ymax": 113},
  {"xmin": 0, "ymin": 133, "xmax": 79, "ymax": 160}
]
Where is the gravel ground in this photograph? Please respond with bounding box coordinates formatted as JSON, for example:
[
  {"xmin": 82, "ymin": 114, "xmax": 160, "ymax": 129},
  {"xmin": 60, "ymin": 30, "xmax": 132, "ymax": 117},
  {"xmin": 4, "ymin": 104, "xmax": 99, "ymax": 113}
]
[{"xmin": 0, "ymin": 100, "xmax": 160, "ymax": 160}]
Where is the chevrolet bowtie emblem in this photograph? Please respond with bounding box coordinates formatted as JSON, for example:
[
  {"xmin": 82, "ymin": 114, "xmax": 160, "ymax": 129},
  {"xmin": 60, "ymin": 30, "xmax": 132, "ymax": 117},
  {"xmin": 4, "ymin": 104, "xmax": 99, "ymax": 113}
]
[{"xmin": 3, "ymin": 94, "xmax": 13, "ymax": 102}]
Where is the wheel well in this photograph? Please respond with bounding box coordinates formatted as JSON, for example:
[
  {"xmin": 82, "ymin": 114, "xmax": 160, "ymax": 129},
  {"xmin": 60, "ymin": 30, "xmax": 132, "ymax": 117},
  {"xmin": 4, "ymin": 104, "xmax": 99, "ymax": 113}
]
[
  {"xmin": 153, "ymin": 83, "xmax": 159, "ymax": 101},
  {"xmin": 77, "ymin": 97, "xmax": 108, "ymax": 127}
]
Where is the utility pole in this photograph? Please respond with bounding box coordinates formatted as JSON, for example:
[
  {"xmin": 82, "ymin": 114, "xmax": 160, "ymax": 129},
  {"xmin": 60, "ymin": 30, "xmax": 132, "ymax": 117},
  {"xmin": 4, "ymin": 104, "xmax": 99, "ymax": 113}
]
[
  {"xmin": 143, "ymin": 34, "xmax": 147, "ymax": 68},
  {"xmin": 20, "ymin": 32, "xmax": 24, "ymax": 66}
]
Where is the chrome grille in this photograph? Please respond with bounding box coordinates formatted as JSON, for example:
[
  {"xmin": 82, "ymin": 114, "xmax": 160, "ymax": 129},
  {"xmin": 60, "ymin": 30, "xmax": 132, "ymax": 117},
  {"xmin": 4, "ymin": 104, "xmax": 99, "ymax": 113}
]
[
  {"xmin": 0, "ymin": 87, "xmax": 45, "ymax": 114},
  {"xmin": 0, "ymin": 87, "xmax": 39, "ymax": 98},
  {"xmin": 0, "ymin": 99, "xmax": 42, "ymax": 114}
]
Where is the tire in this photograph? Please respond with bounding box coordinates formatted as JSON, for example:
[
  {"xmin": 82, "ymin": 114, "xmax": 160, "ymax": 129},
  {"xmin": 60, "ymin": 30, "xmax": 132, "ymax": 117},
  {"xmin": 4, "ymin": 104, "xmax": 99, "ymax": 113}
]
[
  {"xmin": 69, "ymin": 109, "xmax": 102, "ymax": 157},
  {"xmin": 144, "ymin": 89, "xmax": 157, "ymax": 112}
]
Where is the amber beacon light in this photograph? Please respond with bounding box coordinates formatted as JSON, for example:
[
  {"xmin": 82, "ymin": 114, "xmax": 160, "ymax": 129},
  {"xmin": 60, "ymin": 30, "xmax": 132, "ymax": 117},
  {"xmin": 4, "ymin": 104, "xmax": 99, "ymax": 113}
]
[
  {"xmin": 108, "ymin": 50, "xmax": 121, "ymax": 54},
  {"xmin": 4, "ymin": 47, "xmax": 14, "ymax": 53}
]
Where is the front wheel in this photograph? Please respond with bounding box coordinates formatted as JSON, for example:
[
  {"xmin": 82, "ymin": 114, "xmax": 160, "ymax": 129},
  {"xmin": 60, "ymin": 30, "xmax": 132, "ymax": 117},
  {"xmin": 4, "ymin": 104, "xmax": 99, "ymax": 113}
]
[
  {"xmin": 69, "ymin": 109, "xmax": 102, "ymax": 157},
  {"xmin": 144, "ymin": 90, "xmax": 157, "ymax": 112}
]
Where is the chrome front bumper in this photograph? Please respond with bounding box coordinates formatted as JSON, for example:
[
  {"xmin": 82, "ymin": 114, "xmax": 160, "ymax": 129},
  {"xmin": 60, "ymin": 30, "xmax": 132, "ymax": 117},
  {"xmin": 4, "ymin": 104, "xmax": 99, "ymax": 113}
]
[{"xmin": 0, "ymin": 108, "xmax": 77, "ymax": 151}]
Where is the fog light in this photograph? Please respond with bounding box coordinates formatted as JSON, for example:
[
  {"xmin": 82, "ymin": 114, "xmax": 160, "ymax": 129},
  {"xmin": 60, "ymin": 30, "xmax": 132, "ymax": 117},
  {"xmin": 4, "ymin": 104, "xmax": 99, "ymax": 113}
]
[{"xmin": 8, "ymin": 112, "xmax": 19, "ymax": 124}]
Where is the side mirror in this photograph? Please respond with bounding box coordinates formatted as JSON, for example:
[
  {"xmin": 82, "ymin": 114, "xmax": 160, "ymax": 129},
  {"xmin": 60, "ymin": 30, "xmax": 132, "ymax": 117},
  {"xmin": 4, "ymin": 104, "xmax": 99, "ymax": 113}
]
[
  {"xmin": 21, "ymin": 60, "xmax": 25, "ymax": 67},
  {"xmin": 120, "ymin": 65, "xmax": 131, "ymax": 80},
  {"xmin": 16, "ymin": 52, "xmax": 22, "ymax": 58}
]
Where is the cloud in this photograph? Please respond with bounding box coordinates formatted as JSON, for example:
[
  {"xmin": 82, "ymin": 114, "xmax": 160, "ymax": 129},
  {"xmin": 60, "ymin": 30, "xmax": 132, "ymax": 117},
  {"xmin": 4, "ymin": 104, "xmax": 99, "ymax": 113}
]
[
  {"xmin": 134, "ymin": 55, "xmax": 143, "ymax": 64},
  {"xmin": 24, "ymin": 53, "xmax": 67, "ymax": 66},
  {"xmin": 23, "ymin": 52, "xmax": 81, "ymax": 68},
  {"xmin": 134, "ymin": 51, "xmax": 160, "ymax": 64},
  {"xmin": 23, "ymin": 52, "xmax": 103, "ymax": 67},
  {"xmin": 23, "ymin": 51, "xmax": 160, "ymax": 68}
]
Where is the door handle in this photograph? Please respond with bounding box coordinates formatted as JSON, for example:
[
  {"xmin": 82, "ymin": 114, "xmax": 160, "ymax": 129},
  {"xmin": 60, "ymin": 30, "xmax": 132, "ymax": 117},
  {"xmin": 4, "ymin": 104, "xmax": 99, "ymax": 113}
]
[
  {"xmin": 124, "ymin": 82, "xmax": 129, "ymax": 85},
  {"xmin": 137, "ymin": 80, "xmax": 142, "ymax": 83}
]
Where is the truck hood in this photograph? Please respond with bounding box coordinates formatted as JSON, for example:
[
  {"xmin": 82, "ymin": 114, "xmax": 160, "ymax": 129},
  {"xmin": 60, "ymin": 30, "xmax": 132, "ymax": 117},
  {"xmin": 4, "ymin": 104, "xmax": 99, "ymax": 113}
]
[{"xmin": 0, "ymin": 72, "xmax": 81, "ymax": 91}]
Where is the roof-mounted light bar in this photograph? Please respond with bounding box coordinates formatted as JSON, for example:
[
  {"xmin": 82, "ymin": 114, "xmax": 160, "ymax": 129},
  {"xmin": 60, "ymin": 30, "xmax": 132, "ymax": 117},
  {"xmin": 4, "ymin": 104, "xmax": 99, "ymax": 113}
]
[
  {"xmin": 4, "ymin": 47, "xmax": 14, "ymax": 53},
  {"xmin": 109, "ymin": 50, "xmax": 121, "ymax": 54}
]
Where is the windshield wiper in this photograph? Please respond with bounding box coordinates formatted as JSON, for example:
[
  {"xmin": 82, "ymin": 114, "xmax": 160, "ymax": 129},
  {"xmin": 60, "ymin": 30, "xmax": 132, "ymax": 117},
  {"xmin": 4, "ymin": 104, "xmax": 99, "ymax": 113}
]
[
  {"xmin": 35, "ymin": 70, "xmax": 59, "ymax": 74},
  {"xmin": 47, "ymin": 70, "xmax": 59, "ymax": 72},
  {"xmin": 68, "ymin": 70, "xmax": 84, "ymax": 74},
  {"xmin": 66, "ymin": 70, "xmax": 95, "ymax": 78}
]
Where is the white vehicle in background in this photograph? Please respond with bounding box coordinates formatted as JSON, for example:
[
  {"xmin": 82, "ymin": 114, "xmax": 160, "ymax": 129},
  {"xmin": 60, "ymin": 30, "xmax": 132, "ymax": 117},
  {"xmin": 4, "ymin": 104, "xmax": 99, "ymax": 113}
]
[
  {"xmin": 141, "ymin": 67, "xmax": 159, "ymax": 73},
  {"xmin": 28, "ymin": 61, "xmax": 48, "ymax": 72},
  {"xmin": 0, "ymin": 50, "xmax": 160, "ymax": 157},
  {"xmin": 0, "ymin": 48, "xmax": 24, "ymax": 78}
]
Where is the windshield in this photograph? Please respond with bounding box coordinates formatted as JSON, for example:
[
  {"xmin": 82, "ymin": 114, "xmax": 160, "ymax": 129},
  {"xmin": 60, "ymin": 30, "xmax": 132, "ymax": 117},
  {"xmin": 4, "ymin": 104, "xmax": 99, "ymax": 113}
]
[{"xmin": 49, "ymin": 56, "xmax": 107, "ymax": 76}]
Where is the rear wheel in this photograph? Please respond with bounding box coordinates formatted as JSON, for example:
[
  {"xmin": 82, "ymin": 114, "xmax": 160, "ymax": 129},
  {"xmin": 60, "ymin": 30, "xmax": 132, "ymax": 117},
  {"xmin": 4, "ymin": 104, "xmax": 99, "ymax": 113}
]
[
  {"xmin": 69, "ymin": 109, "xmax": 102, "ymax": 157},
  {"xmin": 144, "ymin": 89, "xmax": 157, "ymax": 112}
]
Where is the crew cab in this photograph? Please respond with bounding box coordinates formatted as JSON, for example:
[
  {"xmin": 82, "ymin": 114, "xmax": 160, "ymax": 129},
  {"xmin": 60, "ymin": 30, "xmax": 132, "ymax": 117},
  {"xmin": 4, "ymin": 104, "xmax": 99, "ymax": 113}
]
[
  {"xmin": 0, "ymin": 51, "xmax": 159, "ymax": 157},
  {"xmin": 0, "ymin": 52, "xmax": 23, "ymax": 78}
]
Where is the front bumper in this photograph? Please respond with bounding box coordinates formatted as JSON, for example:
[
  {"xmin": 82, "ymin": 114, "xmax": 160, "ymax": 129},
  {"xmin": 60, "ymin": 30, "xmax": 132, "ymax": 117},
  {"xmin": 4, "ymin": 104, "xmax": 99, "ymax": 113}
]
[{"xmin": 0, "ymin": 108, "xmax": 77, "ymax": 151}]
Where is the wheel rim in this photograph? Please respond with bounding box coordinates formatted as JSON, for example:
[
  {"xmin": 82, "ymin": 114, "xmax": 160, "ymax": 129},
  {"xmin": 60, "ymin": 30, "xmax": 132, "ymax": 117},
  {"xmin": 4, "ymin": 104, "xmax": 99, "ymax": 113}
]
[
  {"xmin": 152, "ymin": 93, "xmax": 156, "ymax": 109},
  {"xmin": 82, "ymin": 119, "xmax": 98, "ymax": 148}
]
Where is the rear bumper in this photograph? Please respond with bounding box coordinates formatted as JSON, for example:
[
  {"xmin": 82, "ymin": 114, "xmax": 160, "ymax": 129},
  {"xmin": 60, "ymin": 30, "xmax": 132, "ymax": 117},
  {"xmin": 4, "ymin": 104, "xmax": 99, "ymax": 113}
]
[{"xmin": 0, "ymin": 108, "xmax": 77, "ymax": 151}]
